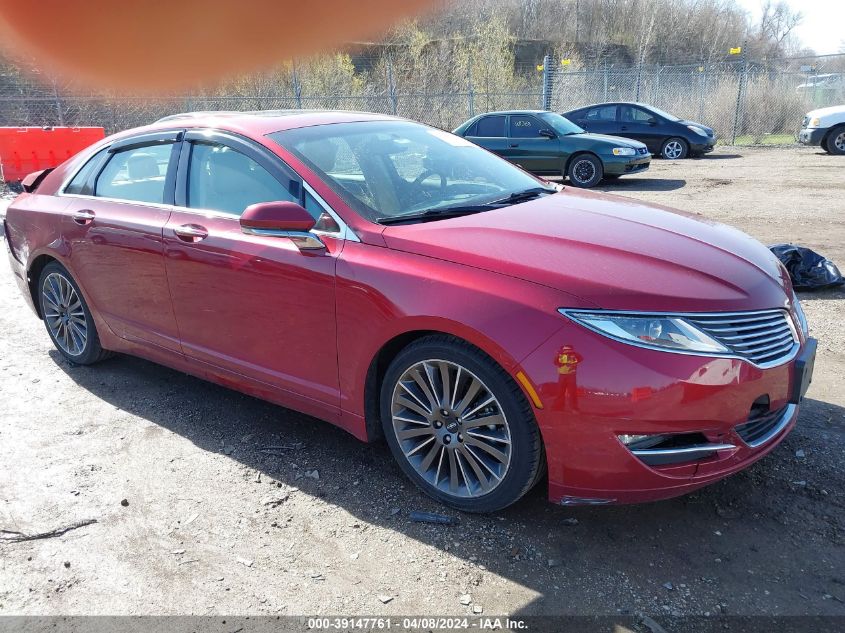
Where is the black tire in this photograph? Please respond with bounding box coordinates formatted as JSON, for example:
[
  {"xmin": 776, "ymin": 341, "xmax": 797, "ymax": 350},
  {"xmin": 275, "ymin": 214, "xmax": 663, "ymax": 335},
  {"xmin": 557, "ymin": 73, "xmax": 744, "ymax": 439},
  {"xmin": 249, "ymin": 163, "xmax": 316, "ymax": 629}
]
[
  {"xmin": 380, "ymin": 334, "xmax": 545, "ymax": 513},
  {"xmin": 825, "ymin": 126, "xmax": 845, "ymax": 155},
  {"xmin": 567, "ymin": 154, "xmax": 603, "ymax": 188},
  {"xmin": 38, "ymin": 262, "xmax": 112, "ymax": 365},
  {"xmin": 661, "ymin": 137, "xmax": 688, "ymax": 160}
]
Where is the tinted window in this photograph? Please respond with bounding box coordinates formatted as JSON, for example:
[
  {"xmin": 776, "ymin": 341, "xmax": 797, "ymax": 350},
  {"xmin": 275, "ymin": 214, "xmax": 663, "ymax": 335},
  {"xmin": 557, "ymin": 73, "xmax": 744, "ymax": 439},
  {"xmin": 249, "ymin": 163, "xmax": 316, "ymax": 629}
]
[
  {"xmin": 509, "ymin": 115, "xmax": 544, "ymax": 138},
  {"xmin": 474, "ymin": 115, "xmax": 506, "ymax": 137},
  {"xmin": 187, "ymin": 142, "xmax": 296, "ymax": 215},
  {"xmin": 462, "ymin": 121, "xmax": 478, "ymax": 136},
  {"xmin": 64, "ymin": 148, "xmax": 107, "ymax": 195},
  {"xmin": 95, "ymin": 143, "xmax": 173, "ymax": 204},
  {"xmin": 270, "ymin": 120, "xmax": 544, "ymax": 221},
  {"xmin": 621, "ymin": 106, "xmax": 653, "ymax": 123},
  {"xmin": 586, "ymin": 106, "xmax": 617, "ymax": 121}
]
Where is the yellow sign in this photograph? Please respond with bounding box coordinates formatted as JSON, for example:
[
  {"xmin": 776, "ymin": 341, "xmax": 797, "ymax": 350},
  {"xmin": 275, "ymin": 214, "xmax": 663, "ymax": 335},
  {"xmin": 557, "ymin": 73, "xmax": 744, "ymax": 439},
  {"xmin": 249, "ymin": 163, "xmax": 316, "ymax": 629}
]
[
  {"xmin": 729, "ymin": 46, "xmax": 742, "ymax": 55},
  {"xmin": 561, "ymin": 59, "xmax": 571, "ymax": 66},
  {"xmin": 537, "ymin": 64, "xmax": 544, "ymax": 71}
]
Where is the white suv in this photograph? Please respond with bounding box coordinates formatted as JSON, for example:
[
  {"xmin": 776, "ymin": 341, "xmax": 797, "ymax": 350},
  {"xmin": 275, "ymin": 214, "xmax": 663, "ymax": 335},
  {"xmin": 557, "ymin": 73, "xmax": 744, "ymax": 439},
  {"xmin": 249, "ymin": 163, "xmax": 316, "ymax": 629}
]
[{"xmin": 799, "ymin": 105, "xmax": 845, "ymax": 154}]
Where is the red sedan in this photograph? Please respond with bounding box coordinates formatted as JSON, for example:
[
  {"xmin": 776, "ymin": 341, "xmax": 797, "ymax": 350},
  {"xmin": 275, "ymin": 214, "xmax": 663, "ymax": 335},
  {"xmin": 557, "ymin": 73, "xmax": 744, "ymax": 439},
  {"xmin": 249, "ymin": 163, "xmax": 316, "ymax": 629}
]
[{"xmin": 3, "ymin": 111, "xmax": 816, "ymax": 512}]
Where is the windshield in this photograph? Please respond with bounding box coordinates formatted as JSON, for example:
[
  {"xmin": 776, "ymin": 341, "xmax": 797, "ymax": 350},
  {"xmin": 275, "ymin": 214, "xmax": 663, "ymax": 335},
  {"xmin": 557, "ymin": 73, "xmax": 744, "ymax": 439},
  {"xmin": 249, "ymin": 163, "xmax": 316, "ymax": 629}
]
[
  {"xmin": 538, "ymin": 112, "xmax": 584, "ymax": 135},
  {"xmin": 268, "ymin": 121, "xmax": 546, "ymax": 222},
  {"xmin": 642, "ymin": 104, "xmax": 680, "ymax": 121}
]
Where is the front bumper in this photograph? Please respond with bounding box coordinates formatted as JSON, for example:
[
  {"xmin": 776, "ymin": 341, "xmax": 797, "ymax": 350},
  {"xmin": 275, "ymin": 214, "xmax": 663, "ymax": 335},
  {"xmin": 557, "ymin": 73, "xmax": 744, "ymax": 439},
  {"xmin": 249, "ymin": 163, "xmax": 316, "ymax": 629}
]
[
  {"xmin": 603, "ymin": 154, "xmax": 651, "ymax": 176},
  {"xmin": 798, "ymin": 127, "xmax": 827, "ymax": 146},
  {"xmin": 519, "ymin": 321, "xmax": 812, "ymax": 505},
  {"xmin": 690, "ymin": 136, "xmax": 716, "ymax": 153}
]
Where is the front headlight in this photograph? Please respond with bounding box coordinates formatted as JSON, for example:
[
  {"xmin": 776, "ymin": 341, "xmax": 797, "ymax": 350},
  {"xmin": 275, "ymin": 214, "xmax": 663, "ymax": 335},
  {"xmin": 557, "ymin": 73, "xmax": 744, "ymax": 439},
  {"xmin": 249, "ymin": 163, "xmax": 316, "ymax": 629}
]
[
  {"xmin": 809, "ymin": 117, "xmax": 820, "ymax": 127},
  {"xmin": 791, "ymin": 290, "xmax": 808, "ymax": 335},
  {"xmin": 560, "ymin": 310, "xmax": 729, "ymax": 354},
  {"xmin": 686, "ymin": 125, "xmax": 708, "ymax": 137},
  {"xmin": 612, "ymin": 147, "xmax": 637, "ymax": 156}
]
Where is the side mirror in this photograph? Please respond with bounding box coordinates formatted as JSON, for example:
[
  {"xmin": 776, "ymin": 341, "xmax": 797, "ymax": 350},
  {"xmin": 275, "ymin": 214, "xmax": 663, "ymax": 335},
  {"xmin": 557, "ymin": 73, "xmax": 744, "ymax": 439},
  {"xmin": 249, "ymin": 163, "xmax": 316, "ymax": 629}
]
[
  {"xmin": 240, "ymin": 201, "xmax": 324, "ymax": 250},
  {"xmin": 539, "ymin": 129, "xmax": 556, "ymax": 139},
  {"xmin": 648, "ymin": 118, "xmax": 658, "ymax": 126}
]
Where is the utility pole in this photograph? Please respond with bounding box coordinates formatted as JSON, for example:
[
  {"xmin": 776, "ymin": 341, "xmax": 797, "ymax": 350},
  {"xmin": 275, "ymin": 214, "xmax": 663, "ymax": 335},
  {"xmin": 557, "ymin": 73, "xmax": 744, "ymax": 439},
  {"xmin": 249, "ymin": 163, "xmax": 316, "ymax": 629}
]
[{"xmin": 541, "ymin": 54, "xmax": 553, "ymax": 110}]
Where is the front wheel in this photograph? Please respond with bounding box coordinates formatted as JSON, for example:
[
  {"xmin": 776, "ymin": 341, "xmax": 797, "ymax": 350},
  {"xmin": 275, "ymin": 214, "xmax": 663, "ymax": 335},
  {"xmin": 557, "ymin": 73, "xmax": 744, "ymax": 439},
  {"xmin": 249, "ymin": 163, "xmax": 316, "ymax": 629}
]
[
  {"xmin": 380, "ymin": 335, "xmax": 545, "ymax": 513},
  {"xmin": 661, "ymin": 137, "xmax": 688, "ymax": 159},
  {"xmin": 825, "ymin": 126, "xmax": 845, "ymax": 155},
  {"xmin": 38, "ymin": 262, "xmax": 111, "ymax": 365},
  {"xmin": 567, "ymin": 154, "xmax": 604, "ymax": 188}
]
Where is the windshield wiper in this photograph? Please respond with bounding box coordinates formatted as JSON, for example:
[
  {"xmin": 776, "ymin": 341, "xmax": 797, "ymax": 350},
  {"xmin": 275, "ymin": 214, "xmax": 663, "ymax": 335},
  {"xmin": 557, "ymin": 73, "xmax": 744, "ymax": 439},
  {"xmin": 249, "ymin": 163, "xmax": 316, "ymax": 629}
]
[
  {"xmin": 488, "ymin": 186, "xmax": 556, "ymax": 205},
  {"xmin": 377, "ymin": 187, "xmax": 556, "ymax": 225},
  {"xmin": 377, "ymin": 205, "xmax": 492, "ymax": 225}
]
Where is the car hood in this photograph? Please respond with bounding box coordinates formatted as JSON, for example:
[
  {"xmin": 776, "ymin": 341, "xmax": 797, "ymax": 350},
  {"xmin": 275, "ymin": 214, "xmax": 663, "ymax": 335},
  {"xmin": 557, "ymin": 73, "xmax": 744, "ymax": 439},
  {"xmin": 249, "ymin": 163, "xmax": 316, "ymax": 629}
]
[
  {"xmin": 574, "ymin": 132, "xmax": 647, "ymax": 149},
  {"xmin": 381, "ymin": 189, "xmax": 790, "ymax": 313}
]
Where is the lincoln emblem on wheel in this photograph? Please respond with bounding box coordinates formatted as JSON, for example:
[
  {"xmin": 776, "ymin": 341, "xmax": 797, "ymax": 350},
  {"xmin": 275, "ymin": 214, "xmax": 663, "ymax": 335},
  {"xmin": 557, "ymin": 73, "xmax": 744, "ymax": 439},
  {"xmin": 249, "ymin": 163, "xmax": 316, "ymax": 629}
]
[{"xmin": 3, "ymin": 110, "xmax": 815, "ymax": 512}]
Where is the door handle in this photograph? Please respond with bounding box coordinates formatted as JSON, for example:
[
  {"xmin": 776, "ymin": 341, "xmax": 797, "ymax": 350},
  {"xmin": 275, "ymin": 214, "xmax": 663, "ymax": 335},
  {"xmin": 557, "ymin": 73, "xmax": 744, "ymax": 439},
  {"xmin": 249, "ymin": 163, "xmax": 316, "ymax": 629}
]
[
  {"xmin": 173, "ymin": 224, "xmax": 208, "ymax": 242},
  {"xmin": 620, "ymin": 126, "xmax": 629, "ymax": 131},
  {"xmin": 509, "ymin": 143, "xmax": 519, "ymax": 148},
  {"xmin": 72, "ymin": 209, "xmax": 95, "ymax": 225}
]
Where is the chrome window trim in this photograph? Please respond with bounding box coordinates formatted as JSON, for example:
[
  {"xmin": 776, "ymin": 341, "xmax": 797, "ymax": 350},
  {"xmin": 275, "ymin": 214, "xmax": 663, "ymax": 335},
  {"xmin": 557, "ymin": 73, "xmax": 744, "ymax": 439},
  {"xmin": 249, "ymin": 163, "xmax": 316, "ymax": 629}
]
[
  {"xmin": 559, "ymin": 308, "xmax": 800, "ymax": 369},
  {"xmin": 58, "ymin": 141, "xmax": 358, "ymax": 243}
]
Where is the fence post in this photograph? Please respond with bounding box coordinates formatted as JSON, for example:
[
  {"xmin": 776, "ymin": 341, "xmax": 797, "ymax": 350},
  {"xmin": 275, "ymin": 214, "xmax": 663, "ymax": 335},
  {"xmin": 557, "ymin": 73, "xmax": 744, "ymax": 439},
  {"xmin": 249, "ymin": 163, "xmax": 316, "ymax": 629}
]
[
  {"xmin": 291, "ymin": 63, "xmax": 303, "ymax": 109},
  {"xmin": 386, "ymin": 56, "xmax": 398, "ymax": 116},
  {"xmin": 654, "ymin": 65, "xmax": 661, "ymax": 104},
  {"xmin": 541, "ymin": 54, "xmax": 552, "ymax": 110},
  {"xmin": 51, "ymin": 78, "xmax": 64, "ymax": 126},
  {"xmin": 467, "ymin": 63, "xmax": 475, "ymax": 118},
  {"xmin": 635, "ymin": 63, "xmax": 642, "ymax": 101},
  {"xmin": 731, "ymin": 44, "xmax": 748, "ymax": 145},
  {"xmin": 603, "ymin": 63, "xmax": 609, "ymax": 101},
  {"xmin": 698, "ymin": 63, "xmax": 706, "ymax": 122}
]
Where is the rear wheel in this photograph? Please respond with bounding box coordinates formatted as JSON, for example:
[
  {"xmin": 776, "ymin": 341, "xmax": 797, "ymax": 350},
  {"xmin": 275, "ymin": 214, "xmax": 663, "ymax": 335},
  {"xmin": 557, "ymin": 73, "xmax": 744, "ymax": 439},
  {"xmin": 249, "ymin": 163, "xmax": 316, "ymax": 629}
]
[
  {"xmin": 661, "ymin": 137, "xmax": 688, "ymax": 159},
  {"xmin": 380, "ymin": 335, "xmax": 545, "ymax": 513},
  {"xmin": 38, "ymin": 262, "xmax": 111, "ymax": 365},
  {"xmin": 825, "ymin": 126, "xmax": 845, "ymax": 155},
  {"xmin": 567, "ymin": 154, "xmax": 603, "ymax": 188}
]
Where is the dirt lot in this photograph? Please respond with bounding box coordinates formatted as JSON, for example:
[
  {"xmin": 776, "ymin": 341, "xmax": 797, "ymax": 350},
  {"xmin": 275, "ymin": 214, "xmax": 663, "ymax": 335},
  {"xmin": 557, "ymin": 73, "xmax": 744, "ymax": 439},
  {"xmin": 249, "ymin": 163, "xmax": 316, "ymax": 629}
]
[{"xmin": 0, "ymin": 146, "xmax": 843, "ymax": 623}]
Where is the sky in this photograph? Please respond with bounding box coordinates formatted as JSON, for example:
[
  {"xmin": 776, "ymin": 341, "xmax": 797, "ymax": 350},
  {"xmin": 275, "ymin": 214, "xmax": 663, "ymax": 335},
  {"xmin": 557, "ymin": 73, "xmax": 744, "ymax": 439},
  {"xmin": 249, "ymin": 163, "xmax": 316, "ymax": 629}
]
[{"xmin": 736, "ymin": 0, "xmax": 845, "ymax": 55}]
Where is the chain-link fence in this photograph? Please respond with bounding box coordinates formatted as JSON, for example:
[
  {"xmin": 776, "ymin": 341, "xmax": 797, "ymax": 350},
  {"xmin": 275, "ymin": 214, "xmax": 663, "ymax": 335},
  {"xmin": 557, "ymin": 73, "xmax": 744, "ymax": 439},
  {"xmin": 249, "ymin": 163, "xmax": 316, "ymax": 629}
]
[
  {"xmin": 547, "ymin": 55, "xmax": 845, "ymax": 144},
  {"xmin": 1, "ymin": 54, "xmax": 842, "ymax": 144}
]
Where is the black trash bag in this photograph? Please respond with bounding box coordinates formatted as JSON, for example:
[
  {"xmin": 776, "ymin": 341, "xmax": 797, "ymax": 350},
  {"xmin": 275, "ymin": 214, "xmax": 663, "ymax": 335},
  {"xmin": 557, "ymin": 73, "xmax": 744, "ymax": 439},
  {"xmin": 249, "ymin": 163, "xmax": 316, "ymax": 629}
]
[{"xmin": 769, "ymin": 244, "xmax": 844, "ymax": 290}]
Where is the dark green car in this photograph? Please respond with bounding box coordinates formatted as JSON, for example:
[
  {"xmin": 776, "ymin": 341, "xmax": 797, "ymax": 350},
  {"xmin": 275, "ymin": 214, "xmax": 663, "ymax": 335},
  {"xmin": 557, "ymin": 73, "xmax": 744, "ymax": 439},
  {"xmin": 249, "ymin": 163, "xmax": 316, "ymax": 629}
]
[{"xmin": 453, "ymin": 110, "xmax": 651, "ymax": 188}]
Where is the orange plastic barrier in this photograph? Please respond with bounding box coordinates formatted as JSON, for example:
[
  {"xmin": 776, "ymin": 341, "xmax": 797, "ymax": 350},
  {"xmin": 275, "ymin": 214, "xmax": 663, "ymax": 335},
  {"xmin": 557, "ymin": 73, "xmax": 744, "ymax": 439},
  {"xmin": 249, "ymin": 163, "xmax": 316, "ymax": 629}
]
[{"xmin": 0, "ymin": 126, "xmax": 105, "ymax": 183}]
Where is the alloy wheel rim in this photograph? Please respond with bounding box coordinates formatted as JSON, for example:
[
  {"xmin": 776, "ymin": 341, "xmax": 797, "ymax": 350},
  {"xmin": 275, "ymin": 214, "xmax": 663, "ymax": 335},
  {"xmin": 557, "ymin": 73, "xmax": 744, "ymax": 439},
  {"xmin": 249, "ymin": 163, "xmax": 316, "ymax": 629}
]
[
  {"xmin": 664, "ymin": 141, "xmax": 682, "ymax": 159},
  {"xmin": 42, "ymin": 272, "xmax": 88, "ymax": 356},
  {"xmin": 573, "ymin": 159, "xmax": 596, "ymax": 183},
  {"xmin": 390, "ymin": 359, "xmax": 512, "ymax": 498},
  {"xmin": 835, "ymin": 132, "xmax": 845, "ymax": 151}
]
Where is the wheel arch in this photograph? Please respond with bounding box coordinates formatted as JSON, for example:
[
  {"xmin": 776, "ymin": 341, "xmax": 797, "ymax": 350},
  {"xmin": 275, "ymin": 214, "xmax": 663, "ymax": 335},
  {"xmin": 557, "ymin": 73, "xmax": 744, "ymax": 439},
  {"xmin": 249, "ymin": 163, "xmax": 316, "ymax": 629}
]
[
  {"xmin": 27, "ymin": 253, "xmax": 59, "ymax": 319},
  {"xmin": 822, "ymin": 123, "xmax": 845, "ymax": 149},
  {"xmin": 564, "ymin": 150, "xmax": 601, "ymax": 175},
  {"xmin": 361, "ymin": 324, "xmax": 529, "ymax": 442}
]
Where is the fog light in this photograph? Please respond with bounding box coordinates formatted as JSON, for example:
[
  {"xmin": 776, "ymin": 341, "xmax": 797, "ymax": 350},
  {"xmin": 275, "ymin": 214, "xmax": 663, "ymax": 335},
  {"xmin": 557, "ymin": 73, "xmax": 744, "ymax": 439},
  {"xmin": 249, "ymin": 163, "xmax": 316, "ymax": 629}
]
[{"xmin": 618, "ymin": 434, "xmax": 650, "ymax": 445}]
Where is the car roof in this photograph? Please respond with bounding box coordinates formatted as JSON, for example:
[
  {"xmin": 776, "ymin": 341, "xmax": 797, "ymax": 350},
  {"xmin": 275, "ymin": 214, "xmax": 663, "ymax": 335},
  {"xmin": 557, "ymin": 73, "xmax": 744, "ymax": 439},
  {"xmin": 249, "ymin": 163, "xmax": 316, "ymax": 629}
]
[
  {"xmin": 473, "ymin": 110, "xmax": 549, "ymax": 116},
  {"xmin": 116, "ymin": 109, "xmax": 402, "ymax": 140},
  {"xmin": 565, "ymin": 101, "xmax": 655, "ymax": 111}
]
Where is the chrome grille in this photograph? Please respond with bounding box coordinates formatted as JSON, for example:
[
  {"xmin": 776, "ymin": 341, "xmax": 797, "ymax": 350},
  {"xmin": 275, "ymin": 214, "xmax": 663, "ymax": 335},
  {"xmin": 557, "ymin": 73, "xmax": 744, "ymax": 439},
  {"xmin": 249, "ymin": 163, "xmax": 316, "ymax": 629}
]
[
  {"xmin": 685, "ymin": 310, "xmax": 797, "ymax": 367},
  {"xmin": 735, "ymin": 405, "xmax": 790, "ymax": 446},
  {"xmin": 637, "ymin": 147, "xmax": 649, "ymax": 155},
  {"xmin": 802, "ymin": 115, "xmax": 809, "ymax": 128}
]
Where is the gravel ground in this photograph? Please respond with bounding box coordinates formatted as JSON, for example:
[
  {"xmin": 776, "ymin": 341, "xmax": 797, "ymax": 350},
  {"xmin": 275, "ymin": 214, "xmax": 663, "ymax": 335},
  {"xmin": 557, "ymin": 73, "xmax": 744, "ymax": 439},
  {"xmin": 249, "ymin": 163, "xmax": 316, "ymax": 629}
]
[{"xmin": 0, "ymin": 146, "xmax": 843, "ymax": 622}]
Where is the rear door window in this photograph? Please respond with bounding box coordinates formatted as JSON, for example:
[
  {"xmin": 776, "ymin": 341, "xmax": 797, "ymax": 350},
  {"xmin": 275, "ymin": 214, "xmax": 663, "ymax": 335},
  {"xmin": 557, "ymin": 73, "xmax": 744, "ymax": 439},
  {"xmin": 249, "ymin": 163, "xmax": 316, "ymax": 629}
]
[
  {"xmin": 585, "ymin": 106, "xmax": 618, "ymax": 121},
  {"xmin": 95, "ymin": 143, "xmax": 174, "ymax": 204},
  {"xmin": 474, "ymin": 115, "xmax": 507, "ymax": 137}
]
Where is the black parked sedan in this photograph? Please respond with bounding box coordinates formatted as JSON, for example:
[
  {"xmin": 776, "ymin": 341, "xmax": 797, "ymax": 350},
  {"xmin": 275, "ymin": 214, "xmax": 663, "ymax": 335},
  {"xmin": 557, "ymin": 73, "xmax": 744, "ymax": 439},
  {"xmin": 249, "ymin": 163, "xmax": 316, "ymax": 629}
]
[
  {"xmin": 562, "ymin": 102, "xmax": 717, "ymax": 159},
  {"xmin": 453, "ymin": 110, "xmax": 650, "ymax": 188}
]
